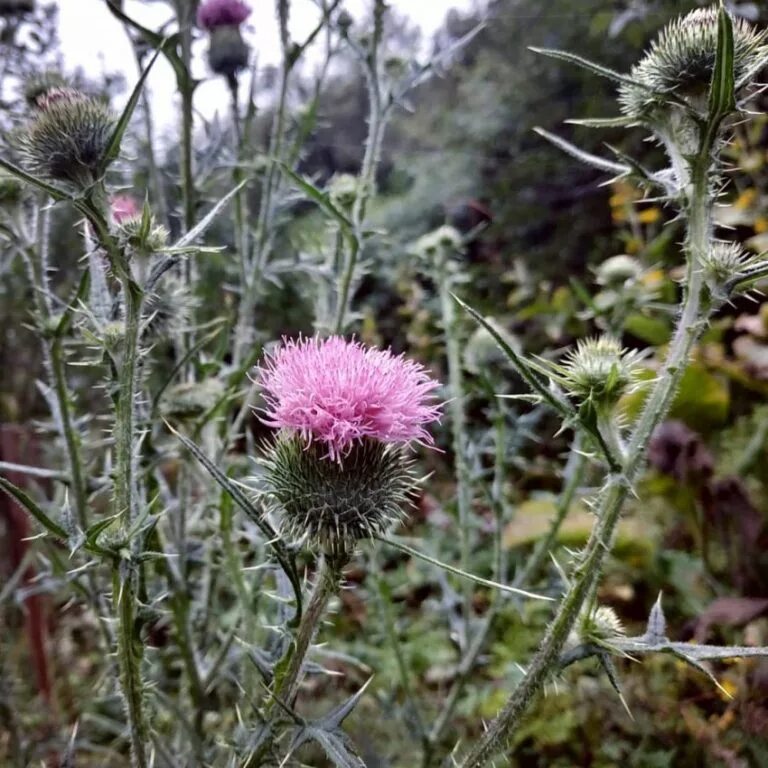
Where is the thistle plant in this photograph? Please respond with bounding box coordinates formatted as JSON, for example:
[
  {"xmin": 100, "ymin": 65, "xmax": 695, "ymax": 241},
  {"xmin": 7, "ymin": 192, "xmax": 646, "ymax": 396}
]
[{"xmin": 2, "ymin": 3, "xmax": 768, "ymax": 768}]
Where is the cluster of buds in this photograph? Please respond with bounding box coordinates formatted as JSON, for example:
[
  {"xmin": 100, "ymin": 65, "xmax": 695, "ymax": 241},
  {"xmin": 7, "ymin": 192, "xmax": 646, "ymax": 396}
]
[
  {"xmin": 196, "ymin": 0, "xmax": 251, "ymax": 81},
  {"xmin": 256, "ymin": 336, "xmax": 442, "ymax": 555},
  {"xmin": 110, "ymin": 194, "xmax": 169, "ymax": 256},
  {"xmin": 17, "ymin": 81, "xmax": 115, "ymax": 191}
]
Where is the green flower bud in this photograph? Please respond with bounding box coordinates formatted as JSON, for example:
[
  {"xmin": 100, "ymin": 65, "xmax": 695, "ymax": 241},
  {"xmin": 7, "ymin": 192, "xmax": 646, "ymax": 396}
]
[
  {"xmin": 596, "ymin": 255, "xmax": 642, "ymax": 287},
  {"xmin": 328, "ymin": 173, "xmax": 359, "ymax": 211},
  {"xmin": 569, "ymin": 605, "xmax": 625, "ymax": 648}
]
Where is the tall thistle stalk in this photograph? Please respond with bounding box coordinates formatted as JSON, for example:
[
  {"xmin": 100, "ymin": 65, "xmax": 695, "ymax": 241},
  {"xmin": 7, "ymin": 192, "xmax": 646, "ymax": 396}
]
[{"xmin": 460, "ymin": 6, "xmax": 768, "ymax": 765}]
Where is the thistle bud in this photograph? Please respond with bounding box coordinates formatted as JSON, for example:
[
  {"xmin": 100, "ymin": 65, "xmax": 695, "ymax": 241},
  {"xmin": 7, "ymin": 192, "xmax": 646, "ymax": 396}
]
[
  {"xmin": 620, "ymin": 7, "xmax": 768, "ymax": 122},
  {"xmin": 546, "ymin": 336, "xmax": 643, "ymax": 408},
  {"xmin": 336, "ymin": 10, "xmax": 353, "ymax": 33},
  {"xmin": 256, "ymin": 336, "xmax": 442, "ymax": 554},
  {"xmin": 569, "ymin": 605, "xmax": 625, "ymax": 648},
  {"xmin": 328, "ymin": 173, "xmax": 359, "ymax": 211},
  {"xmin": 412, "ymin": 225, "xmax": 463, "ymax": 264},
  {"xmin": 18, "ymin": 89, "xmax": 115, "ymax": 190},
  {"xmin": 700, "ymin": 240, "xmax": 761, "ymax": 302},
  {"xmin": 596, "ymin": 255, "xmax": 642, "ymax": 287}
]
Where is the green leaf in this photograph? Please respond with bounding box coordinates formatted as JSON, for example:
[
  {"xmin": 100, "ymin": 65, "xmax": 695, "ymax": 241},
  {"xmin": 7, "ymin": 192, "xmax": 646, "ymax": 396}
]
[
  {"xmin": 530, "ymin": 47, "xmax": 652, "ymax": 90},
  {"xmin": 279, "ymin": 164, "xmax": 354, "ymax": 234},
  {"xmin": 452, "ymin": 293, "xmax": 574, "ymax": 419},
  {"xmin": 0, "ymin": 475, "xmax": 68, "ymax": 540},
  {"xmin": 0, "ymin": 156, "xmax": 73, "ymax": 202},
  {"xmin": 99, "ymin": 42, "xmax": 165, "ymax": 176},
  {"xmin": 533, "ymin": 128, "xmax": 629, "ymax": 176},
  {"xmin": 173, "ymin": 179, "xmax": 249, "ymax": 249},
  {"xmin": 165, "ymin": 422, "xmax": 303, "ymax": 621},
  {"xmin": 565, "ymin": 116, "xmax": 636, "ymax": 128},
  {"xmin": 709, "ymin": 4, "xmax": 736, "ymax": 121}
]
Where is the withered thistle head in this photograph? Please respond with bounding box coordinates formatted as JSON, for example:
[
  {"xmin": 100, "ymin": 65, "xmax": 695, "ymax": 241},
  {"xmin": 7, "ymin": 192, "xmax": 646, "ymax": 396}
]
[
  {"xmin": 620, "ymin": 7, "xmax": 768, "ymax": 120},
  {"xmin": 18, "ymin": 89, "xmax": 115, "ymax": 190}
]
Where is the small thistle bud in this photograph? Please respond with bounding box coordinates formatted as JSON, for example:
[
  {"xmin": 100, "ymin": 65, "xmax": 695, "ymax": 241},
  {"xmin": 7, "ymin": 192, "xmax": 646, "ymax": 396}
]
[
  {"xmin": 569, "ymin": 605, "xmax": 625, "ymax": 648},
  {"xmin": 161, "ymin": 380, "xmax": 226, "ymax": 420},
  {"xmin": 142, "ymin": 277, "xmax": 196, "ymax": 341},
  {"xmin": 336, "ymin": 9, "xmax": 353, "ymax": 33},
  {"xmin": 18, "ymin": 90, "xmax": 115, "ymax": 190},
  {"xmin": 620, "ymin": 7, "xmax": 768, "ymax": 121},
  {"xmin": 596, "ymin": 255, "xmax": 642, "ymax": 287},
  {"xmin": 24, "ymin": 71, "xmax": 69, "ymax": 108},
  {"xmin": 700, "ymin": 240, "xmax": 763, "ymax": 301},
  {"xmin": 114, "ymin": 210, "xmax": 169, "ymax": 255},
  {"xmin": 413, "ymin": 225, "xmax": 463, "ymax": 264},
  {"xmin": 328, "ymin": 173, "xmax": 359, "ymax": 211},
  {"xmin": 545, "ymin": 336, "xmax": 643, "ymax": 407},
  {"xmin": 256, "ymin": 336, "xmax": 442, "ymax": 554},
  {"xmin": 102, "ymin": 320, "xmax": 126, "ymax": 351}
]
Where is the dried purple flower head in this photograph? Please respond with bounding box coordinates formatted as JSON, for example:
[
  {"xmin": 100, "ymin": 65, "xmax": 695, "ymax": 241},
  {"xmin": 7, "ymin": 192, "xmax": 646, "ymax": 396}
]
[
  {"xmin": 256, "ymin": 336, "xmax": 442, "ymax": 553},
  {"xmin": 196, "ymin": 0, "xmax": 251, "ymax": 30}
]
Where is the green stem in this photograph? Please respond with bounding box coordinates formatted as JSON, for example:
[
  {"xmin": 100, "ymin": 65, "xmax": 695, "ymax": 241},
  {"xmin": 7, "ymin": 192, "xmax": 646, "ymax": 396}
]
[
  {"xmin": 113, "ymin": 563, "xmax": 148, "ymax": 768},
  {"xmin": 459, "ymin": 165, "xmax": 712, "ymax": 768},
  {"xmin": 438, "ymin": 260, "xmax": 474, "ymax": 640}
]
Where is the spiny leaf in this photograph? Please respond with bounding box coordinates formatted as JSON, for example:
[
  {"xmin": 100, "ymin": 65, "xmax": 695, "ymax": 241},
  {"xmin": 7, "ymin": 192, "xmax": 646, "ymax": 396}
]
[
  {"xmin": 452, "ymin": 292, "xmax": 574, "ymax": 419},
  {"xmin": 279, "ymin": 164, "xmax": 354, "ymax": 233},
  {"xmin": 0, "ymin": 156, "xmax": 73, "ymax": 202},
  {"xmin": 530, "ymin": 47, "xmax": 653, "ymax": 90},
  {"xmin": 0, "ymin": 475, "xmax": 68, "ymax": 540},
  {"xmin": 317, "ymin": 677, "xmax": 373, "ymax": 730},
  {"xmin": 99, "ymin": 42, "xmax": 166, "ymax": 175},
  {"xmin": 565, "ymin": 116, "xmax": 636, "ymax": 128},
  {"xmin": 173, "ymin": 179, "xmax": 249, "ymax": 249},
  {"xmin": 709, "ymin": 3, "xmax": 736, "ymax": 121},
  {"xmin": 165, "ymin": 421, "xmax": 303, "ymax": 621},
  {"xmin": 533, "ymin": 128, "xmax": 630, "ymax": 176}
]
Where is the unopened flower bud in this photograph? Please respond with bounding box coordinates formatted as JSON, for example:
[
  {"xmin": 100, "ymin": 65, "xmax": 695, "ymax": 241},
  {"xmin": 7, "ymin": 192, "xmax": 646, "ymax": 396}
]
[
  {"xmin": 569, "ymin": 605, "xmax": 625, "ymax": 648},
  {"xmin": 700, "ymin": 240, "xmax": 761, "ymax": 301},
  {"xmin": 596, "ymin": 255, "xmax": 642, "ymax": 287},
  {"xmin": 207, "ymin": 25, "xmax": 250, "ymax": 78},
  {"xmin": 328, "ymin": 173, "xmax": 358, "ymax": 211}
]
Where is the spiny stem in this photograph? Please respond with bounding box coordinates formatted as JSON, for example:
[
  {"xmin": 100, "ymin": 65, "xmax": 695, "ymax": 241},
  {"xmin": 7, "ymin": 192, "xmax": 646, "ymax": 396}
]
[{"xmin": 459, "ymin": 164, "xmax": 712, "ymax": 768}]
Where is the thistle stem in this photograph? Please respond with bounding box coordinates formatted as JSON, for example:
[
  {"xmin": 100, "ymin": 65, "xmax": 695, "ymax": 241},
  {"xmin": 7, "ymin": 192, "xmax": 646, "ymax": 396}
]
[{"xmin": 459, "ymin": 164, "xmax": 712, "ymax": 768}]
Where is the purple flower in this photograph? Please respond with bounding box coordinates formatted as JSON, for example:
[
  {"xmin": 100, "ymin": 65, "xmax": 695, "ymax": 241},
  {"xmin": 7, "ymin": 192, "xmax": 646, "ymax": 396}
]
[
  {"xmin": 111, "ymin": 194, "xmax": 140, "ymax": 223},
  {"xmin": 196, "ymin": 0, "xmax": 251, "ymax": 30},
  {"xmin": 258, "ymin": 336, "xmax": 442, "ymax": 461}
]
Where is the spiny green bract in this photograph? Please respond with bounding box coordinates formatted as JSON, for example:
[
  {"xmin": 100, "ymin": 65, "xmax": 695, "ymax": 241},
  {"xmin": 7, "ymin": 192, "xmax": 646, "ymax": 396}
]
[
  {"xmin": 18, "ymin": 90, "xmax": 115, "ymax": 189},
  {"xmin": 620, "ymin": 7, "xmax": 768, "ymax": 119},
  {"xmin": 261, "ymin": 434, "xmax": 418, "ymax": 555}
]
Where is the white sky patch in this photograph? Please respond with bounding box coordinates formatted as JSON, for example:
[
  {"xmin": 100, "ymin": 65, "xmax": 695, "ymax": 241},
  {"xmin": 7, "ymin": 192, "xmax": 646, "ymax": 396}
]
[{"xmin": 57, "ymin": 0, "xmax": 477, "ymax": 147}]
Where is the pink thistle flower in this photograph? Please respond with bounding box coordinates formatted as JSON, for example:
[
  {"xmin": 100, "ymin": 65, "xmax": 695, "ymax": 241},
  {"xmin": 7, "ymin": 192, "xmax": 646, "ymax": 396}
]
[
  {"xmin": 196, "ymin": 0, "xmax": 251, "ymax": 30},
  {"xmin": 111, "ymin": 194, "xmax": 140, "ymax": 224},
  {"xmin": 258, "ymin": 336, "xmax": 442, "ymax": 462}
]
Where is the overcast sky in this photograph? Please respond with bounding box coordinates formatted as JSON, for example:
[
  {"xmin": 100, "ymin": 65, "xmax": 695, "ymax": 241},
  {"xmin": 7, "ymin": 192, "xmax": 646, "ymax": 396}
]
[{"xmin": 57, "ymin": 0, "xmax": 477, "ymax": 144}]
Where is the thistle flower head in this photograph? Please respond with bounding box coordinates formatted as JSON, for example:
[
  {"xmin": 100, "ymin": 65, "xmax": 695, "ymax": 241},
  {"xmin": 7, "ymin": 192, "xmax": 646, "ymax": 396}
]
[
  {"xmin": 261, "ymin": 433, "xmax": 418, "ymax": 554},
  {"xmin": 258, "ymin": 336, "xmax": 442, "ymax": 462},
  {"xmin": 620, "ymin": 7, "xmax": 768, "ymax": 119},
  {"xmin": 114, "ymin": 206, "xmax": 169, "ymax": 254},
  {"xmin": 547, "ymin": 336, "xmax": 644, "ymax": 407},
  {"xmin": 196, "ymin": 0, "xmax": 250, "ymax": 30},
  {"xmin": 18, "ymin": 90, "xmax": 115, "ymax": 189}
]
